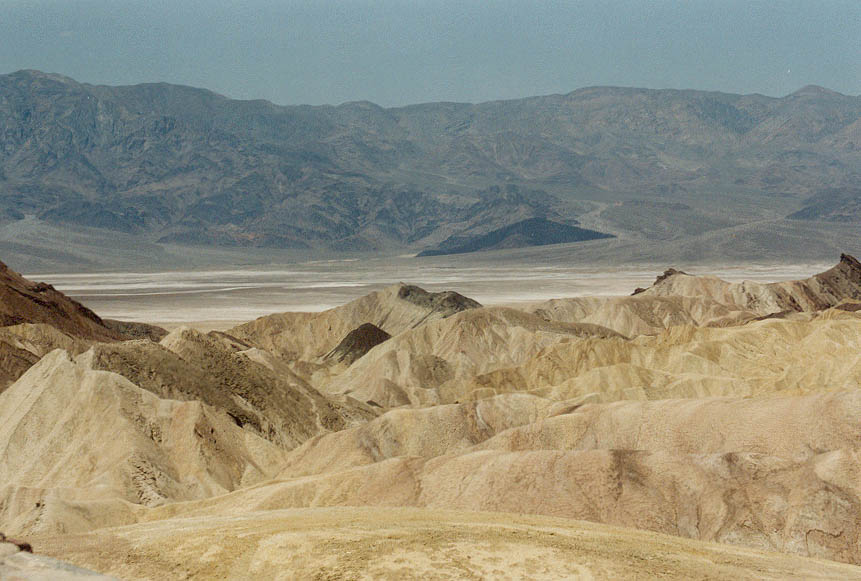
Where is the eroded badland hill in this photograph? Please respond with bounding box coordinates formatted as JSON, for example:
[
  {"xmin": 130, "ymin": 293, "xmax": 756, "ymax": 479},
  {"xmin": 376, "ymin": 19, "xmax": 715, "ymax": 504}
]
[{"xmin": 2, "ymin": 257, "xmax": 861, "ymax": 579}]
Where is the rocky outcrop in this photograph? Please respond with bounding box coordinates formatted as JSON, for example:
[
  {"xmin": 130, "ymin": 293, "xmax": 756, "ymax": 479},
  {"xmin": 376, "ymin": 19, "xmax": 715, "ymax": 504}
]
[
  {"xmin": 395, "ymin": 285, "xmax": 482, "ymax": 316},
  {"xmin": 324, "ymin": 323, "xmax": 391, "ymax": 365},
  {"xmin": 0, "ymin": 261, "xmax": 120, "ymax": 342},
  {"xmin": 0, "ymin": 261, "xmax": 168, "ymax": 388},
  {"xmin": 102, "ymin": 319, "xmax": 168, "ymax": 342}
]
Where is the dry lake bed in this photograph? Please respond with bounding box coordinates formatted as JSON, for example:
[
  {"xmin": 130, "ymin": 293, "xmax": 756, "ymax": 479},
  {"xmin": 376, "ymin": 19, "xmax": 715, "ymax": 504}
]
[{"xmin": 27, "ymin": 256, "xmax": 832, "ymax": 323}]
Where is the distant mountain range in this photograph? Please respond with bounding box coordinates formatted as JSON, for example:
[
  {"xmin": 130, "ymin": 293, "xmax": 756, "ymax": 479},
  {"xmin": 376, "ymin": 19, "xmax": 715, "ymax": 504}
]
[{"xmin": 0, "ymin": 70, "xmax": 858, "ymax": 262}]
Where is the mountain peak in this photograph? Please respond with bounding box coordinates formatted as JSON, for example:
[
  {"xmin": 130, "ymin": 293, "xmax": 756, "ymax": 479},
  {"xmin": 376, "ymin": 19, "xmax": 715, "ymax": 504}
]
[
  {"xmin": 839, "ymin": 253, "xmax": 861, "ymax": 270},
  {"xmin": 788, "ymin": 85, "xmax": 843, "ymax": 98},
  {"xmin": 8, "ymin": 69, "xmax": 78, "ymax": 84}
]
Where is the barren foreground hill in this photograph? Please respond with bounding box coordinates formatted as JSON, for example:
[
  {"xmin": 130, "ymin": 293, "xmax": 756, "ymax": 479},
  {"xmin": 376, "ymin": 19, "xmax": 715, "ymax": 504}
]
[{"xmin": 1, "ymin": 257, "xmax": 861, "ymax": 579}]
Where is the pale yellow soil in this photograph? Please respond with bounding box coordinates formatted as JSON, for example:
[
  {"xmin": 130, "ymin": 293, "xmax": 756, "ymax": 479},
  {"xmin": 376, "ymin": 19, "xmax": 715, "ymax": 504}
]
[{"xmin": 32, "ymin": 507, "xmax": 861, "ymax": 581}]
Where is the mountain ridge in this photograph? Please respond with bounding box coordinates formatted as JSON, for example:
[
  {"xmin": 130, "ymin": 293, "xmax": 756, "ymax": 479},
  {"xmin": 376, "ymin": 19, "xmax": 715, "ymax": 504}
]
[
  {"xmin": 10, "ymin": 69, "xmax": 859, "ymax": 106},
  {"xmin": 1, "ymin": 70, "xmax": 859, "ymax": 264}
]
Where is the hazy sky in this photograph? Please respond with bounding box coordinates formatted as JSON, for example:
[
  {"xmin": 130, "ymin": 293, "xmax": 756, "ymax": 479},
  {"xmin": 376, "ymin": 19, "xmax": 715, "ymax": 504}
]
[{"xmin": 1, "ymin": 0, "xmax": 858, "ymax": 106}]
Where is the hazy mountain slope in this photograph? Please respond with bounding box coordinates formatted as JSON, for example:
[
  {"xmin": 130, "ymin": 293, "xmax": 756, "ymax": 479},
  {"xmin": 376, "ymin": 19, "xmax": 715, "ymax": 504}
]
[
  {"xmin": 1, "ymin": 70, "xmax": 858, "ymax": 261},
  {"xmin": 417, "ymin": 217, "xmax": 614, "ymax": 256},
  {"xmin": 0, "ymin": 71, "xmax": 586, "ymax": 251},
  {"xmin": 788, "ymin": 187, "xmax": 861, "ymax": 222}
]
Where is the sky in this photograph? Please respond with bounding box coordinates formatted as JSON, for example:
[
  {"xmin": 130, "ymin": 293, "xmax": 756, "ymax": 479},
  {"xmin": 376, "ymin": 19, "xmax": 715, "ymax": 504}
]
[{"xmin": 1, "ymin": 0, "xmax": 858, "ymax": 107}]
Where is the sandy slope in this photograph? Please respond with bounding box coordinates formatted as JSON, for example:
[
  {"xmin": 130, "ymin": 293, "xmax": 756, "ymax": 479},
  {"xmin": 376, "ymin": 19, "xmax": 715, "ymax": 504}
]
[
  {"xmin": 0, "ymin": 328, "xmax": 375, "ymax": 536},
  {"xmin": 462, "ymin": 312, "xmax": 861, "ymax": 403},
  {"xmin": 523, "ymin": 293, "xmax": 756, "ymax": 337},
  {"xmin": 31, "ymin": 507, "xmax": 861, "ymax": 580},
  {"xmin": 0, "ymin": 351, "xmax": 288, "ymax": 535},
  {"xmin": 120, "ymin": 390, "xmax": 859, "ymax": 564}
]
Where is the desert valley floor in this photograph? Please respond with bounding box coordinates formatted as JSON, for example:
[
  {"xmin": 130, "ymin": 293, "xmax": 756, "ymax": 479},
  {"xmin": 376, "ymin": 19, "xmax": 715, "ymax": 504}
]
[
  {"xmin": 25, "ymin": 258, "xmax": 834, "ymax": 323},
  {"xmin": 2, "ymin": 255, "xmax": 861, "ymax": 579}
]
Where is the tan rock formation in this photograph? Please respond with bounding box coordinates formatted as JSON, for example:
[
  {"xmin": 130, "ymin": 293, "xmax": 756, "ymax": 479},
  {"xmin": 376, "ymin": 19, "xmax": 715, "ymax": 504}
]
[
  {"xmin": 229, "ymin": 283, "xmax": 480, "ymax": 361},
  {"xmin": 323, "ymin": 306, "xmax": 622, "ymax": 407},
  {"xmin": 526, "ymin": 293, "xmax": 756, "ymax": 336},
  {"xmin": 34, "ymin": 382, "xmax": 851, "ymax": 565},
  {"xmin": 0, "ymin": 351, "xmax": 288, "ymax": 535},
  {"xmin": 4, "ymin": 258, "xmax": 861, "ymax": 576},
  {"xmin": 463, "ymin": 315, "xmax": 861, "ymax": 403},
  {"xmin": 523, "ymin": 254, "xmax": 861, "ymax": 337},
  {"xmin": 642, "ymin": 253, "xmax": 861, "ymax": 314}
]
